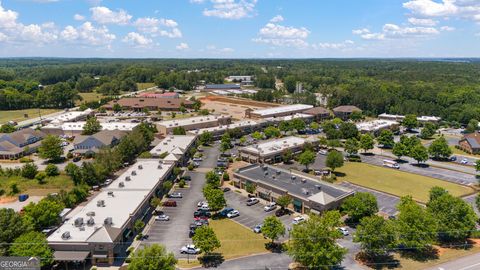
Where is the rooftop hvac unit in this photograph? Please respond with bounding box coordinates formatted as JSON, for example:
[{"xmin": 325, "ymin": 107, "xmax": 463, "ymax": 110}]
[
  {"xmin": 315, "ymin": 185, "xmax": 322, "ymax": 190},
  {"xmin": 264, "ymin": 171, "xmax": 268, "ymax": 176},
  {"xmin": 301, "ymin": 178, "xmax": 306, "ymax": 183},
  {"xmin": 86, "ymin": 211, "xmax": 95, "ymax": 217},
  {"xmin": 138, "ymin": 165, "xmax": 143, "ymax": 170},
  {"xmin": 163, "ymin": 142, "xmax": 168, "ymax": 145},
  {"xmin": 192, "ymin": 120, "xmax": 195, "ymax": 123},
  {"xmin": 74, "ymin": 217, "xmax": 84, "ymax": 227},
  {"xmin": 61, "ymin": 231, "xmax": 71, "ymax": 240},
  {"xmin": 97, "ymin": 200, "xmax": 105, "ymax": 207},
  {"xmin": 125, "ymin": 176, "xmax": 131, "ymax": 181},
  {"xmin": 104, "ymin": 217, "xmax": 113, "ymax": 226},
  {"xmin": 276, "ymin": 170, "xmax": 281, "ymax": 175},
  {"xmin": 302, "ymin": 188, "xmax": 309, "ymax": 195},
  {"xmin": 175, "ymin": 123, "xmax": 178, "ymax": 126},
  {"xmin": 291, "ymin": 175, "xmax": 296, "ymax": 180},
  {"xmin": 118, "ymin": 182, "xmax": 125, "ymax": 188},
  {"xmin": 87, "ymin": 217, "xmax": 95, "ymax": 226},
  {"xmin": 158, "ymin": 165, "xmax": 162, "ymax": 169},
  {"xmin": 131, "ymin": 170, "xmax": 137, "ymax": 176},
  {"xmin": 107, "ymin": 191, "xmax": 114, "ymax": 197},
  {"xmin": 79, "ymin": 226, "xmax": 85, "ymax": 231}
]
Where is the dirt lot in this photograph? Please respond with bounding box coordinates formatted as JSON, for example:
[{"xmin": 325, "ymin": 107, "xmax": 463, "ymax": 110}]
[{"xmin": 200, "ymin": 96, "xmax": 278, "ymax": 120}]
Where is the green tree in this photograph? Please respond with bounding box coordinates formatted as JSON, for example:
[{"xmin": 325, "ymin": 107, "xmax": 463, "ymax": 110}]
[
  {"xmin": 245, "ymin": 182, "xmax": 256, "ymax": 194},
  {"xmin": 128, "ymin": 244, "xmax": 177, "ymax": 270},
  {"xmin": 288, "ymin": 211, "xmax": 347, "ymax": 268},
  {"xmin": 326, "ymin": 150, "xmax": 344, "ymax": 172},
  {"xmin": 310, "ymin": 122, "xmax": 320, "ymax": 130},
  {"xmin": 205, "ymin": 171, "xmax": 220, "ymax": 187},
  {"xmin": 354, "ymin": 216, "xmax": 397, "ymax": 259},
  {"xmin": 202, "ymin": 185, "xmax": 226, "ymax": 212},
  {"xmin": 298, "ymin": 150, "xmax": 316, "ymax": 171},
  {"xmin": 172, "ymin": 126, "xmax": 186, "ymax": 135},
  {"xmin": 23, "ymin": 198, "xmax": 64, "ymax": 230},
  {"xmin": 65, "ymin": 163, "xmax": 82, "ymax": 185},
  {"xmin": 359, "ymin": 133, "xmax": 375, "ymax": 153},
  {"xmin": 0, "ymin": 123, "xmax": 16, "ymax": 133},
  {"xmin": 428, "ymin": 137, "xmax": 452, "ymax": 160},
  {"xmin": 45, "ymin": 164, "xmax": 59, "ymax": 176},
  {"xmin": 396, "ymin": 196, "xmax": 437, "ymax": 252},
  {"xmin": 199, "ymin": 131, "xmax": 213, "ymax": 145},
  {"xmin": 262, "ymin": 216, "xmax": 285, "ymax": 244},
  {"xmin": 341, "ymin": 192, "xmax": 378, "ymax": 223},
  {"xmin": 35, "ymin": 172, "xmax": 47, "ymax": 184},
  {"xmin": 290, "ymin": 118, "xmax": 306, "ymax": 131},
  {"xmin": 402, "ymin": 114, "xmax": 418, "ymax": 131},
  {"xmin": 113, "ymin": 103, "xmax": 122, "ymax": 112},
  {"xmin": 344, "ymin": 138, "xmax": 359, "ymax": 156},
  {"xmin": 192, "ymin": 226, "xmax": 221, "ymax": 255},
  {"xmin": 282, "ymin": 149, "xmax": 293, "ymax": 164},
  {"xmin": 279, "ymin": 121, "xmax": 291, "ymax": 132},
  {"xmin": 466, "ymin": 119, "xmax": 479, "ymax": 134},
  {"xmin": 428, "ymin": 186, "xmax": 449, "ymax": 202},
  {"xmin": 476, "ymin": 194, "xmax": 480, "ymax": 213},
  {"xmin": 426, "ymin": 189, "xmax": 477, "ymax": 243},
  {"xmin": 21, "ymin": 163, "xmax": 38, "ymax": 179},
  {"xmin": 377, "ymin": 129, "xmax": 394, "ymax": 149},
  {"xmin": 9, "ymin": 232, "xmax": 53, "ymax": 267},
  {"xmin": 420, "ymin": 122, "xmax": 437, "ymax": 139},
  {"xmin": 252, "ymin": 131, "xmax": 263, "ymax": 140},
  {"xmin": 38, "ymin": 135, "xmax": 63, "ymax": 161},
  {"xmin": 264, "ymin": 126, "xmax": 281, "ymax": 138},
  {"xmin": 392, "ymin": 142, "xmax": 406, "ymax": 160},
  {"xmin": 339, "ymin": 122, "xmax": 359, "ymax": 139},
  {"xmin": 276, "ymin": 195, "xmax": 292, "ymax": 209},
  {"xmin": 239, "ymin": 136, "xmax": 247, "ymax": 145},
  {"xmin": 82, "ymin": 116, "xmax": 102, "ymax": 135},
  {"xmin": 134, "ymin": 219, "xmax": 145, "ymax": 233},
  {"xmin": 0, "ymin": 208, "xmax": 32, "ymax": 255},
  {"xmin": 411, "ymin": 144, "xmax": 429, "ymax": 164}
]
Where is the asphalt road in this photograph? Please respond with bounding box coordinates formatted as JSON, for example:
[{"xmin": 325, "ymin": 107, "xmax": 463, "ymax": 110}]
[
  {"xmin": 142, "ymin": 145, "xmax": 220, "ymax": 259},
  {"xmin": 196, "ymin": 252, "xmax": 293, "ymax": 270},
  {"xmin": 425, "ymin": 252, "xmax": 480, "ymax": 270}
]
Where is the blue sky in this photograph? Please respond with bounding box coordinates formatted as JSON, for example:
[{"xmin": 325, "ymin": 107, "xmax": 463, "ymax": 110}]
[{"xmin": 0, "ymin": 0, "xmax": 479, "ymax": 58}]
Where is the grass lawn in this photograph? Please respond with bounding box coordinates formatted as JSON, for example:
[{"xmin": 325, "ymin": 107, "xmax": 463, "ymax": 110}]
[
  {"xmin": 0, "ymin": 108, "xmax": 61, "ymax": 124},
  {"xmin": 162, "ymin": 112, "xmax": 197, "ymax": 120},
  {"xmin": 335, "ymin": 162, "xmax": 474, "ymax": 203},
  {"xmin": 137, "ymin": 82, "xmax": 155, "ymax": 90},
  {"xmin": 450, "ymin": 145, "xmax": 480, "ymax": 158},
  {"xmin": 392, "ymin": 243, "xmax": 480, "ymax": 270},
  {"xmin": 77, "ymin": 92, "xmax": 105, "ymax": 105},
  {"xmin": 0, "ymin": 174, "xmax": 74, "ymax": 196},
  {"xmin": 178, "ymin": 219, "xmax": 269, "ymax": 268}
]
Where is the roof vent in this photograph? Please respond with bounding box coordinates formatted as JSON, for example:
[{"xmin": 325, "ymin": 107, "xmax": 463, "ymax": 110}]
[
  {"xmin": 131, "ymin": 170, "xmax": 137, "ymax": 176},
  {"xmin": 79, "ymin": 226, "xmax": 85, "ymax": 231},
  {"xmin": 315, "ymin": 185, "xmax": 322, "ymax": 190},
  {"xmin": 301, "ymin": 178, "xmax": 306, "ymax": 183},
  {"xmin": 61, "ymin": 231, "xmax": 71, "ymax": 240},
  {"xmin": 138, "ymin": 165, "xmax": 143, "ymax": 170},
  {"xmin": 119, "ymin": 182, "xmax": 125, "ymax": 188},
  {"xmin": 158, "ymin": 164, "xmax": 162, "ymax": 169},
  {"xmin": 97, "ymin": 200, "xmax": 105, "ymax": 207},
  {"xmin": 302, "ymin": 188, "xmax": 309, "ymax": 195},
  {"xmin": 125, "ymin": 176, "xmax": 131, "ymax": 181},
  {"xmin": 107, "ymin": 191, "xmax": 114, "ymax": 197},
  {"xmin": 87, "ymin": 217, "xmax": 95, "ymax": 226},
  {"xmin": 87, "ymin": 211, "xmax": 95, "ymax": 217},
  {"xmin": 74, "ymin": 217, "xmax": 84, "ymax": 227},
  {"xmin": 104, "ymin": 217, "xmax": 113, "ymax": 226}
]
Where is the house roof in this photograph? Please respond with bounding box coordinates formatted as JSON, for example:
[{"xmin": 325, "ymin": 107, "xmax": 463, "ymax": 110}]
[
  {"xmin": 104, "ymin": 97, "xmax": 193, "ymax": 110},
  {"xmin": 73, "ymin": 130, "xmax": 127, "ymax": 146},
  {"xmin": 462, "ymin": 133, "xmax": 480, "ymax": 149},
  {"xmin": 333, "ymin": 105, "xmax": 362, "ymax": 113},
  {"xmin": 304, "ymin": 107, "xmax": 331, "ymax": 116},
  {"xmin": 205, "ymin": 84, "xmax": 241, "ymax": 89},
  {"xmin": 0, "ymin": 128, "xmax": 45, "ymax": 146}
]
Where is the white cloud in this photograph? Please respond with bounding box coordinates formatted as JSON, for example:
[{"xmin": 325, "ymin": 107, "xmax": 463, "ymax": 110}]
[
  {"xmin": 74, "ymin": 14, "xmax": 85, "ymax": 21},
  {"xmin": 440, "ymin": 25, "xmax": 455, "ymax": 31},
  {"xmin": 190, "ymin": 0, "xmax": 205, "ymax": 3},
  {"xmin": 352, "ymin": 28, "xmax": 370, "ymax": 35},
  {"xmin": 90, "ymin": 6, "xmax": 132, "ymax": 25},
  {"xmin": 123, "ymin": 32, "xmax": 152, "ymax": 47},
  {"xmin": 0, "ymin": 32, "xmax": 7, "ymax": 42},
  {"xmin": 202, "ymin": 0, "xmax": 258, "ymax": 20},
  {"xmin": 176, "ymin": 42, "xmax": 189, "ymax": 50},
  {"xmin": 206, "ymin": 45, "xmax": 234, "ymax": 53},
  {"xmin": 270, "ymin": 15, "xmax": 284, "ymax": 23},
  {"xmin": 353, "ymin": 23, "xmax": 440, "ymax": 40},
  {"xmin": 0, "ymin": 2, "xmax": 19, "ymax": 28},
  {"xmin": 134, "ymin": 17, "xmax": 182, "ymax": 38},
  {"xmin": 61, "ymin": 22, "xmax": 116, "ymax": 45},
  {"xmin": 313, "ymin": 40, "xmax": 354, "ymax": 49},
  {"xmin": 403, "ymin": 0, "xmax": 480, "ymax": 22},
  {"xmin": 407, "ymin": 17, "xmax": 438, "ymax": 26},
  {"xmin": 253, "ymin": 21, "xmax": 310, "ymax": 48}
]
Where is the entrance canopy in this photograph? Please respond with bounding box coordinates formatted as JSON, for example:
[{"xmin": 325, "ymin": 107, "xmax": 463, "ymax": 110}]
[{"xmin": 53, "ymin": 251, "xmax": 90, "ymax": 262}]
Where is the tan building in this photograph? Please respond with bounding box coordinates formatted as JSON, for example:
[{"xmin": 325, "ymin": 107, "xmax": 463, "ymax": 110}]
[
  {"xmin": 103, "ymin": 97, "xmax": 193, "ymax": 111},
  {"xmin": 156, "ymin": 115, "xmax": 232, "ymax": 135},
  {"xmin": 0, "ymin": 129, "xmax": 45, "ymax": 159},
  {"xmin": 459, "ymin": 132, "xmax": 480, "ymax": 154},
  {"xmin": 303, "ymin": 107, "xmax": 331, "ymax": 121},
  {"xmin": 332, "ymin": 105, "xmax": 362, "ymax": 120},
  {"xmin": 246, "ymin": 104, "xmax": 313, "ymax": 119}
]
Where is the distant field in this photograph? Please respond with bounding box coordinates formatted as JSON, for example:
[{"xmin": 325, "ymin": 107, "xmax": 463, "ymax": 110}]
[
  {"xmin": 77, "ymin": 92, "xmax": 105, "ymax": 105},
  {"xmin": 137, "ymin": 82, "xmax": 155, "ymax": 90},
  {"xmin": 0, "ymin": 174, "xmax": 74, "ymax": 196},
  {"xmin": 0, "ymin": 108, "xmax": 61, "ymax": 124},
  {"xmin": 336, "ymin": 162, "xmax": 474, "ymax": 203}
]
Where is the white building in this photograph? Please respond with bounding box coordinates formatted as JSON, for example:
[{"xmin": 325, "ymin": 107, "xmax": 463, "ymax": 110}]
[
  {"xmin": 264, "ymin": 113, "xmax": 314, "ymax": 124},
  {"xmin": 378, "ymin": 113, "xmax": 441, "ymax": 124},
  {"xmin": 356, "ymin": 120, "xmax": 399, "ymax": 133},
  {"xmin": 42, "ymin": 121, "xmax": 139, "ymax": 136},
  {"xmin": 156, "ymin": 114, "xmax": 231, "ymax": 135},
  {"xmin": 248, "ymin": 104, "xmax": 314, "ymax": 119},
  {"xmin": 149, "ymin": 135, "xmax": 197, "ymax": 164},
  {"xmin": 45, "ymin": 109, "xmax": 93, "ymax": 124},
  {"xmin": 48, "ymin": 159, "xmax": 174, "ymax": 266},
  {"xmin": 190, "ymin": 120, "xmax": 261, "ymax": 138}
]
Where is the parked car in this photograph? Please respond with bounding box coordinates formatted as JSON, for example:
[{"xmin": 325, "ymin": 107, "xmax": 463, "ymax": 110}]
[
  {"xmin": 197, "ymin": 201, "xmax": 208, "ymax": 208},
  {"xmin": 180, "ymin": 244, "xmax": 200, "ymax": 254},
  {"xmin": 194, "ymin": 216, "xmax": 209, "ymax": 223},
  {"xmin": 194, "ymin": 210, "xmax": 211, "ymax": 218},
  {"xmin": 461, "ymin": 158, "xmax": 469, "ymax": 164},
  {"xmin": 449, "ymin": 156, "xmax": 457, "ymax": 161},
  {"xmin": 192, "ymin": 157, "xmax": 203, "ymax": 162},
  {"xmin": 264, "ymin": 202, "xmax": 277, "ymax": 212},
  {"xmin": 181, "ymin": 175, "xmax": 192, "ymax": 181},
  {"xmin": 338, "ymin": 227, "xmax": 349, "ymax": 236},
  {"xmin": 199, "ymin": 205, "xmax": 210, "ymax": 211},
  {"xmin": 155, "ymin": 214, "xmax": 170, "ymax": 221},
  {"xmin": 167, "ymin": 192, "xmax": 182, "ymax": 198},
  {"xmin": 253, "ymin": 224, "xmax": 262, "ymax": 234},
  {"xmin": 227, "ymin": 210, "xmax": 240, "ymax": 218},
  {"xmin": 275, "ymin": 208, "xmax": 290, "ymax": 217},
  {"xmin": 222, "ymin": 187, "xmax": 231, "ymax": 193},
  {"xmin": 247, "ymin": 194, "xmax": 256, "ymax": 198},
  {"xmin": 246, "ymin": 197, "xmax": 259, "ymax": 206},
  {"xmin": 318, "ymin": 149, "xmax": 328, "ymax": 155},
  {"xmin": 219, "ymin": 207, "xmax": 234, "ymax": 217},
  {"xmin": 163, "ymin": 200, "xmax": 177, "ymax": 207},
  {"xmin": 104, "ymin": 179, "xmax": 113, "ymax": 186},
  {"xmin": 72, "ymin": 156, "xmax": 81, "ymax": 162},
  {"xmin": 292, "ymin": 216, "xmax": 305, "ymax": 225}
]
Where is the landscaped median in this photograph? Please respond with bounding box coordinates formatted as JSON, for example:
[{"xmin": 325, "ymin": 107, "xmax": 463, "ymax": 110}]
[
  {"xmin": 335, "ymin": 162, "xmax": 475, "ymax": 203},
  {"xmin": 177, "ymin": 219, "xmax": 269, "ymax": 269}
]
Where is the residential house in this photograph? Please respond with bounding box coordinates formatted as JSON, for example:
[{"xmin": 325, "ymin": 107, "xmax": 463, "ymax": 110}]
[
  {"xmin": 332, "ymin": 105, "xmax": 362, "ymax": 120},
  {"xmin": 0, "ymin": 129, "xmax": 45, "ymax": 159},
  {"xmin": 73, "ymin": 130, "xmax": 126, "ymax": 155},
  {"xmin": 459, "ymin": 132, "xmax": 480, "ymax": 154}
]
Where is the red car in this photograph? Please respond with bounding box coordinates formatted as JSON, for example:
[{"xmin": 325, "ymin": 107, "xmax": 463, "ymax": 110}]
[{"xmin": 162, "ymin": 200, "xmax": 177, "ymax": 207}]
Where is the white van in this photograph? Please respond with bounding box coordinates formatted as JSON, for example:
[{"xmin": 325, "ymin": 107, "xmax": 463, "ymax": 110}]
[{"xmin": 383, "ymin": 159, "xmax": 400, "ymax": 169}]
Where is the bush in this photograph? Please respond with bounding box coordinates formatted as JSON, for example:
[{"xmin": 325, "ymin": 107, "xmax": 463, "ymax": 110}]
[
  {"xmin": 19, "ymin": 157, "xmax": 33, "ymax": 163},
  {"xmin": 127, "ymin": 247, "xmax": 135, "ymax": 254},
  {"xmin": 179, "ymin": 179, "xmax": 186, "ymax": 188},
  {"xmin": 139, "ymin": 152, "xmax": 152, "ymax": 158},
  {"xmin": 66, "ymin": 152, "xmax": 73, "ymax": 159},
  {"xmin": 188, "ymin": 163, "xmax": 194, "ymax": 171},
  {"xmin": 470, "ymin": 230, "xmax": 480, "ymax": 239},
  {"xmin": 223, "ymin": 173, "xmax": 230, "ymax": 181},
  {"xmin": 45, "ymin": 164, "xmax": 59, "ymax": 176},
  {"xmin": 21, "ymin": 163, "xmax": 38, "ymax": 179},
  {"xmin": 35, "ymin": 172, "xmax": 47, "ymax": 184}
]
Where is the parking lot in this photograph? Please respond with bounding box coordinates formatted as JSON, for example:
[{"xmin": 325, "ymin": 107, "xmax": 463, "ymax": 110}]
[
  {"xmin": 339, "ymin": 182, "xmax": 399, "ymax": 216},
  {"xmin": 224, "ymin": 190, "xmax": 296, "ymax": 238}
]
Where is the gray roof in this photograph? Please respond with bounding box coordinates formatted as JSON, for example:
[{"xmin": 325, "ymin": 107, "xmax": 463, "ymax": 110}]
[{"xmin": 205, "ymin": 84, "xmax": 241, "ymax": 89}]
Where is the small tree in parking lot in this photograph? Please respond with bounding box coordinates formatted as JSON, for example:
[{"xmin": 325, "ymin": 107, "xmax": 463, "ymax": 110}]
[
  {"xmin": 192, "ymin": 226, "xmax": 220, "ymax": 256},
  {"xmin": 262, "ymin": 216, "xmax": 285, "ymax": 244},
  {"xmin": 298, "ymin": 150, "xmax": 316, "ymax": 172},
  {"xmin": 276, "ymin": 195, "xmax": 292, "ymax": 209},
  {"xmin": 206, "ymin": 171, "xmax": 220, "ymax": 188},
  {"xmin": 134, "ymin": 220, "xmax": 145, "ymax": 233},
  {"xmin": 203, "ymin": 185, "xmax": 225, "ymax": 212},
  {"xmin": 326, "ymin": 150, "xmax": 344, "ymax": 172},
  {"xmin": 245, "ymin": 182, "xmax": 256, "ymax": 194}
]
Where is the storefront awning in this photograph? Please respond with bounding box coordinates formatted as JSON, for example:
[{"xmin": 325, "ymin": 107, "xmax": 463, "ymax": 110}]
[
  {"xmin": 54, "ymin": 251, "xmax": 90, "ymax": 262},
  {"xmin": 92, "ymin": 254, "xmax": 108, "ymax": 259}
]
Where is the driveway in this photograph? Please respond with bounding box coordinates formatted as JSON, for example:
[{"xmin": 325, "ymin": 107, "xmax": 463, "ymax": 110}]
[
  {"xmin": 142, "ymin": 145, "xmax": 220, "ymax": 259},
  {"xmin": 339, "ymin": 182, "xmax": 399, "ymax": 216}
]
